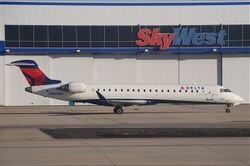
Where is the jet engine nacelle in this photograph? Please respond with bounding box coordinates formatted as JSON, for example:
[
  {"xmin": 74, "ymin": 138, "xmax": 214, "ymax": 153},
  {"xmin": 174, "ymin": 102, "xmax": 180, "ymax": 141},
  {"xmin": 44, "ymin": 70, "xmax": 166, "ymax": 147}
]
[{"xmin": 59, "ymin": 82, "xmax": 86, "ymax": 93}]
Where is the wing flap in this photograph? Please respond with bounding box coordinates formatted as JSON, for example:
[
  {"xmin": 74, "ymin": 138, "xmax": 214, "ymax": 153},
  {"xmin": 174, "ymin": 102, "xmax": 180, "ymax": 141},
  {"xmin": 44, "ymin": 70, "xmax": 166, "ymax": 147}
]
[{"xmin": 109, "ymin": 100, "xmax": 147, "ymax": 106}]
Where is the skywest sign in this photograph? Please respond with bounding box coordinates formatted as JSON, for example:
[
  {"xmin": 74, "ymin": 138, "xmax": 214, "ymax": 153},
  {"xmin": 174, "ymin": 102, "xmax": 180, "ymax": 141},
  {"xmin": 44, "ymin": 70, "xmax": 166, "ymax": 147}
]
[{"xmin": 136, "ymin": 28, "xmax": 226, "ymax": 50}]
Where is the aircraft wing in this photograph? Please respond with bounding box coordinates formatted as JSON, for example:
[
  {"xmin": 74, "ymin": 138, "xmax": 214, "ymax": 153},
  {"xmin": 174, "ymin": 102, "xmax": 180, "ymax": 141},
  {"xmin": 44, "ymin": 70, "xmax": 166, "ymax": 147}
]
[{"xmin": 96, "ymin": 91, "xmax": 147, "ymax": 106}]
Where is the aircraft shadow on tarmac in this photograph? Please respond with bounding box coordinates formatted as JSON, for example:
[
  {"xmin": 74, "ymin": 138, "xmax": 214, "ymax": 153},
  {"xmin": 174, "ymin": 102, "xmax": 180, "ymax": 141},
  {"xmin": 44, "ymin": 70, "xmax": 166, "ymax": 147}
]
[
  {"xmin": 49, "ymin": 111, "xmax": 204, "ymax": 116},
  {"xmin": 0, "ymin": 110, "xmax": 207, "ymax": 116}
]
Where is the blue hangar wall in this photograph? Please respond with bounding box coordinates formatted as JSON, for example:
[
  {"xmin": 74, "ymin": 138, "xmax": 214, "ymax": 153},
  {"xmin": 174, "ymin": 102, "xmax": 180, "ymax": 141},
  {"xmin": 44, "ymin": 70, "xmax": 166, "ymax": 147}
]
[{"xmin": 0, "ymin": 1, "xmax": 249, "ymax": 105}]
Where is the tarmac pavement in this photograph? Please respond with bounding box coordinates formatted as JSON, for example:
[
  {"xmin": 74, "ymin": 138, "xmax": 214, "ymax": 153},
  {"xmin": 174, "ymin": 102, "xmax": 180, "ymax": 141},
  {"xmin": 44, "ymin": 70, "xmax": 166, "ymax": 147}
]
[{"xmin": 0, "ymin": 104, "xmax": 249, "ymax": 166}]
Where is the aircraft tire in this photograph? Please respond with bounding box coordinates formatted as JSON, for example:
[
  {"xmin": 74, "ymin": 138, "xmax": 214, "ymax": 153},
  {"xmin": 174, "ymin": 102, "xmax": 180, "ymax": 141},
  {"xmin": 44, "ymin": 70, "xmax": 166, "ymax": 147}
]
[
  {"xmin": 225, "ymin": 108, "xmax": 231, "ymax": 113},
  {"xmin": 114, "ymin": 107, "xmax": 123, "ymax": 114}
]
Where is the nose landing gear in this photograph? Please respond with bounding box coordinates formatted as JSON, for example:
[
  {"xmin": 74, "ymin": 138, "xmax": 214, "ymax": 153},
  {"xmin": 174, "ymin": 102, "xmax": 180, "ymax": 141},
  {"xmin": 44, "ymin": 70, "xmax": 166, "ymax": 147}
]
[
  {"xmin": 113, "ymin": 106, "xmax": 124, "ymax": 114},
  {"xmin": 225, "ymin": 107, "xmax": 230, "ymax": 113},
  {"xmin": 225, "ymin": 104, "xmax": 231, "ymax": 113}
]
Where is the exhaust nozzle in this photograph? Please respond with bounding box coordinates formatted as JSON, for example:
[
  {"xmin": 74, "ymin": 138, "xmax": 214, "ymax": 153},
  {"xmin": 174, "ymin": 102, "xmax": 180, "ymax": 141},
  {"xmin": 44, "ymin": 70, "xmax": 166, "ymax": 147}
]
[{"xmin": 25, "ymin": 87, "xmax": 32, "ymax": 93}]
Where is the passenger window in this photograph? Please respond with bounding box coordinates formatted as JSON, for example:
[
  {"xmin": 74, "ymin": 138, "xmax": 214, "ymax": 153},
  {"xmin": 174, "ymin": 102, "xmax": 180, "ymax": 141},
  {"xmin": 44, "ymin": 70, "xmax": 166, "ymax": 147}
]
[
  {"xmin": 121, "ymin": 89, "xmax": 123, "ymax": 92},
  {"xmin": 155, "ymin": 89, "xmax": 158, "ymax": 92},
  {"xmin": 149, "ymin": 89, "xmax": 152, "ymax": 92},
  {"xmin": 167, "ymin": 90, "xmax": 170, "ymax": 92},
  {"xmin": 115, "ymin": 89, "xmax": 117, "ymax": 92},
  {"xmin": 109, "ymin": 89, "xmax": 111, "ymax": 92},
  {"xmin": 196, "ymin": 90, "xmax": 199, "ymax": 93},
  {"xmin": 97, "ymin": 88, "xmax": 100, "ymax": 91},
  {"xmin": 138, "ymin": 89, "xmax": 140, "ymax": 92},
  {"xmin": 127, "ymin": 89, "xmax": 129, "ymax": 92},
  {"xmin": 191, "ymin": 90, "xmax": 193, "ymax": 93},
  {"xmin": 161, "ymin": 90, "xmax": 164, "ymax": 92},
  {"xmin": 103, "ymin": 89, "xmax": 105, "ymax": 92},
  {"xmin": 173, "ymin": 90, "xmax": 176, "ymax": 93},
  {"xmin": 185, "ymin": 90, "xmax": 187, "ymax": 93},
  {"xmin": 143, "ymin": 89, "xmax": 146, "ymax": 92},
  {"xmin": 132, "ymin": 89, "xmax": 135, "ymax": 92},
  {"xmin": 179, "ymin": 90, "xmax": 181, "ymax": 93}
]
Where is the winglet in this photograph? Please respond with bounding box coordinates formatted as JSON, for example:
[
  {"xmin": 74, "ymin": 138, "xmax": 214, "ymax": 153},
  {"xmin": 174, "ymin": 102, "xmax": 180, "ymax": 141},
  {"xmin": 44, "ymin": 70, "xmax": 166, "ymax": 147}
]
[{"xmin": 96, "ymin": 91, "xmax": 108, "ymax": 101}]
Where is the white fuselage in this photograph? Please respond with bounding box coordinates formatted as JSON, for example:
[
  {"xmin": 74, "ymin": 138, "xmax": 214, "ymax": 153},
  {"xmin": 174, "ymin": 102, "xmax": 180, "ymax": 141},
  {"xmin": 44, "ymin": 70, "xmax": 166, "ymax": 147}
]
[{"xmin": 27, "ymin": 83, "xmax": 244, "ymax": 106}]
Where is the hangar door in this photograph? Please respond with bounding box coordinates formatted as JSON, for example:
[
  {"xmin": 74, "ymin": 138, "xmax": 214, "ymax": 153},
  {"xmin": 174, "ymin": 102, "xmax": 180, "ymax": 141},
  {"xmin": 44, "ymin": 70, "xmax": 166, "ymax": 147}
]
[
  {"xmin": 179, "ymin": 54, "xmax": 221, "ymax": 85},
  {"xmin": 136, "ymin": 54, "xmax": 179, "ymax": 84},
  {"xmin": 93, "ymin": 55, "xmax": 137, "ymax": 83},
  {"xmin": 50, "ymin": 56, "xmax": 94, "ymax": 83},
  {"xmin": 223, "ymin": 54, "xmax": 250, "ymax": 103}
]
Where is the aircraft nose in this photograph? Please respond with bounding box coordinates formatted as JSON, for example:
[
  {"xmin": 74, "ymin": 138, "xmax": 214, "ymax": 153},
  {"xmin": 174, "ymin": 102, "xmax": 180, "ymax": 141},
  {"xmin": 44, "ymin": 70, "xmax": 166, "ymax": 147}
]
[
  {"xmin": 232, "ymin": 95, "xmax": 244, "ymax": 105},
  {"xmin": 235, "ymin": 96, "xmax": 244, "ymax": 102}
]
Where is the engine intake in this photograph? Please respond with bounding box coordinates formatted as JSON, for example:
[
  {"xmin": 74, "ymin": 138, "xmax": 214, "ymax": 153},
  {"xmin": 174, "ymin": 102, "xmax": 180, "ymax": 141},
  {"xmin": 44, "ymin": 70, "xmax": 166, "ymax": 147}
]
[{"xmin": 59, "ymin": 82, "xmax": 86, "ymax": 93}]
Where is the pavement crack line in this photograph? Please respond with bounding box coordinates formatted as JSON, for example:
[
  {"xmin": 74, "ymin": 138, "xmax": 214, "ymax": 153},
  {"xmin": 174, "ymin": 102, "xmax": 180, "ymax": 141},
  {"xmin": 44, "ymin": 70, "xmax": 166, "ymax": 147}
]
[
  {"xmin": 84, "ymin": 142, "xmax": 118, "ymax": 166},
  {"xmin": 203, "ymin": 144, "xmax": 249, "ymax": 166},
  {"xmin": 13, "ymin": 117, "xmax": 21, "ymax": 127}
]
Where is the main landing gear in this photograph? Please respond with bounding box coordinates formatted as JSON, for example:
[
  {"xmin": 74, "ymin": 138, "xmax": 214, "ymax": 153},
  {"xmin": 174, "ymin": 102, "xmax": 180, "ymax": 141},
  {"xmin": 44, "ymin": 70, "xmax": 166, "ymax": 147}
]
[
  {"xmin": 113, "ymin": 106, "xmax": 124, "ymax": 114},
  {"xmin": 225, "ymin": 104, "xmax": 231, "ymax": 113}
]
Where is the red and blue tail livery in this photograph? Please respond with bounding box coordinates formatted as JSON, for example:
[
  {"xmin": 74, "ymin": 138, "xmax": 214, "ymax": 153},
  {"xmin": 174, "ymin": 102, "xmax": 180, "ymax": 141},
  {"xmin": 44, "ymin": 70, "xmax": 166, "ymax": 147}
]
[{"xmin": 9, "ymin": 60, "xmax": 61, "ymax": 86}]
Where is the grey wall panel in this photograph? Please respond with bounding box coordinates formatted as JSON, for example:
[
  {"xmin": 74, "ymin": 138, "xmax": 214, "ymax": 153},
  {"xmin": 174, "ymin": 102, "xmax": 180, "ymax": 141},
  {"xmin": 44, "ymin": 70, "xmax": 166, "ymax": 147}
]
[
  {"xmin": 179, "ymin": 54, "xmax": 218, "ymax": 85},
  {"xmin": 0, "ymin": 6, "xmax": 3, "ymax": 40},
  {"xmin": 1, "ymin": 5, "xmax": 249, "ymax": 25},
  {"xmin": 4, "ymin": 56, "xmax": 50, "ymax": 106},
  {"xmin": 0, "ymin": 56, "xmax": 4, "ymax": 105},
  {"xmin": 50, "ymin": 55, "xmax": 94, "ymax": 83},
  {"xmin": 223, "ymin": 54, "xmax": 250, "ymax": 103},
  {"xmin": 136, "ymin": 54, "xmax": 179, "ymax": 84},
  {"xmin": 93, "ymin": 55, "xmax": 136, "ymax": 83}
]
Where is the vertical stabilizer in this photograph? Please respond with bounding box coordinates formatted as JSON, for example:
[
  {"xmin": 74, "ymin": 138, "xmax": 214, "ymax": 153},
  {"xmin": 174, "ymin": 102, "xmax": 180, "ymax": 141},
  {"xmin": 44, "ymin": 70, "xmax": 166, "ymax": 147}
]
[{"xmin": 8, "ymin": 60, "xmax": 61, "ymax": 86}]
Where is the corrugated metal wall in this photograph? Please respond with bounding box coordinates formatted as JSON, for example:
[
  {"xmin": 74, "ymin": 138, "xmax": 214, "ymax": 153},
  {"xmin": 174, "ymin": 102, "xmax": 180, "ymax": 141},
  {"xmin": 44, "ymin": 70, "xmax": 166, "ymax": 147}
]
[{"xmin": 1, "ymin": 4, "xmax": 249, "ymax": 25}]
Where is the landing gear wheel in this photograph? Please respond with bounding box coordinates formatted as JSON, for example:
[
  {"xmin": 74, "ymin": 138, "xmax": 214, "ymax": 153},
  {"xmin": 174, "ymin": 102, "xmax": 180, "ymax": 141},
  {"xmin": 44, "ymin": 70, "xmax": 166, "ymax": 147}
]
[
  {"xmin": 116, "ymin": 108, "xmax": 123, "ymax": 114},
  {"xmin": 225, "ymin": 104, "xmax": 231, "ymax": 113},
  {"xmin": 225, "ymin": 108, "xmax": 231, "ymax": 113},
  {"xmin": 113, "ymin": 107, "xmax": 123, "ymax": 114}
]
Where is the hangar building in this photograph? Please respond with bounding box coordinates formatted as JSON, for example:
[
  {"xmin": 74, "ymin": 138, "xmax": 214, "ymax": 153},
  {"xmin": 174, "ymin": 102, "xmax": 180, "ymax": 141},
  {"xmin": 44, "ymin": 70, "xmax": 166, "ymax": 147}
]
[{"xmin": 0, "ymin": 0, "xmax": 249, "ymax": 105}]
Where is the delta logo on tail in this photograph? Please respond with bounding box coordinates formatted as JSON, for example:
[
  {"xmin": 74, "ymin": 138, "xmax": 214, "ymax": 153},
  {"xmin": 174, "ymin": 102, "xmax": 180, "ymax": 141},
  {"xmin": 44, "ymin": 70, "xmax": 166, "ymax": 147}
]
[
  {"xmin": 8, "ymin": 60, "xmax": 61, "ymax": 86},
  {"xmin": 136, "ymin": 27, "xmax": 226, "ymax": 50}
]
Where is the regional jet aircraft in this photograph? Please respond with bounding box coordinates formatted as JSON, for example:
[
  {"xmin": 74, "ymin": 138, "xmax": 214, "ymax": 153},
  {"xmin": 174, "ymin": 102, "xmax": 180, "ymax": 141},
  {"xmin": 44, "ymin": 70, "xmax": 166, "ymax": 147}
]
[{"xmin": 8, "ymin": 60, "xmax": 244, "ymax": 114}]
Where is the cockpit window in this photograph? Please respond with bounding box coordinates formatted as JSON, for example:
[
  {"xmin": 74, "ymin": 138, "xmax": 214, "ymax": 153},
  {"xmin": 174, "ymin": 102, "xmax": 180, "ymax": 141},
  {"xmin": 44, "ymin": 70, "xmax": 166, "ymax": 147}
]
[{"xmin": 220, "ymin": 89, "xmax": 232, "ymax": 92}]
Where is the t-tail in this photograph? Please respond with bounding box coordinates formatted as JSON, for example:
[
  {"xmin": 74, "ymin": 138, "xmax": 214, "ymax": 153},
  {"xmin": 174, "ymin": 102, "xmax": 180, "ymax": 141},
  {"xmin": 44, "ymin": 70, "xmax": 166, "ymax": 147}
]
[{"xmin": 8, "ymin": 60, "xmax": 61, "ymax": 86}]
